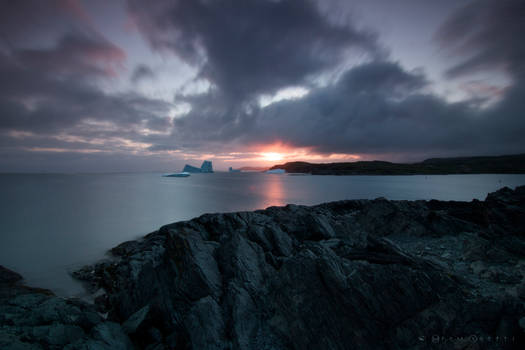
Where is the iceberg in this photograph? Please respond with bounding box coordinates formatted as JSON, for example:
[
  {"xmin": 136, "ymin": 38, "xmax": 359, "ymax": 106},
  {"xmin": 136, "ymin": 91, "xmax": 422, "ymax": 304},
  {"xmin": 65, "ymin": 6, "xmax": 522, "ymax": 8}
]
[
  {"xmin": 182, "ymin": 160, "xmax": 214, "ymax": 173},
  {"xmin": 163, "ymin": 172, "xmax": 190, "ymax": 177},
  {"xmin": 266, "ymin": 168, "xmax": 286, "ymax": 174},
  {"xmin": 200, "ymin": 160, "xmax": 213, "ymax": 173},
  {"xmin": 183, "ymin": 164, "xmax": 202, "ymax": 173}
]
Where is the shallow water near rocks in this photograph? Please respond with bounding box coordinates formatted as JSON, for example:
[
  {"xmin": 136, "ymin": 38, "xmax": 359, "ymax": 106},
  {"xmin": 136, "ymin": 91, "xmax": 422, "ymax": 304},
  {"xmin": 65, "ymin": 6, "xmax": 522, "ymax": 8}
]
[{"xmin": 1, "ymin": 172, "xmax": 524, "ymax": 296}]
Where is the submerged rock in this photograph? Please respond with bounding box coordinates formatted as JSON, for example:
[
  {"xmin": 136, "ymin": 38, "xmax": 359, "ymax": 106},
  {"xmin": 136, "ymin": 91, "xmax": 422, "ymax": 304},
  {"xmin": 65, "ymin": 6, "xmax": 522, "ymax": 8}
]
[{"xmin": 2, "ymin": 186, "xmax": 525, "ymax": 349}]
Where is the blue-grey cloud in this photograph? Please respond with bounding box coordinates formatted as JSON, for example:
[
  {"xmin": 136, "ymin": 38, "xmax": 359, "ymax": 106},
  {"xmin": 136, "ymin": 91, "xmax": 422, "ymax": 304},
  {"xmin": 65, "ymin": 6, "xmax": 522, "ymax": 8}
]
[
  {"xmin": 245, "ymin": 61, "xmax": 524, "ymax": 157},
  {"xmin": 131, "ymin": 64, "xmax": 156, "ymax": 83},
  {"xmin": 142, "ymin": 0, "xmax": 525, "ymax": 160},
  {"xmin": 436, "ymin": 0, "xmax": 525, "ymax": 78},
  {"xmin": 128, "ymin": 0, "xmax": 383, "ymax": 99}
]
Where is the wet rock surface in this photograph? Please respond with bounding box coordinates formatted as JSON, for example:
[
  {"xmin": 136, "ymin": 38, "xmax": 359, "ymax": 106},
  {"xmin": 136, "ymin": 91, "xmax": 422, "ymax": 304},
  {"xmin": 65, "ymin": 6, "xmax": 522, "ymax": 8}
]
[
  {"xmin": 0, "ymin": 265, "xmax": 133, "ymax": 349},
  {"xmin": 2, "ymin": 186, "xmax": 525, "ymax": 349}
]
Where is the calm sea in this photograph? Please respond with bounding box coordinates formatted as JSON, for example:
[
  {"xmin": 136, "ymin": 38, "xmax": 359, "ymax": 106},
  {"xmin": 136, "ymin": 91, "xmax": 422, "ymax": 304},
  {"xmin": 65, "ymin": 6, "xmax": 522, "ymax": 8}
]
[{"xmin": 1, "ymin": 172, "xmax": 525, "ymax": 296}]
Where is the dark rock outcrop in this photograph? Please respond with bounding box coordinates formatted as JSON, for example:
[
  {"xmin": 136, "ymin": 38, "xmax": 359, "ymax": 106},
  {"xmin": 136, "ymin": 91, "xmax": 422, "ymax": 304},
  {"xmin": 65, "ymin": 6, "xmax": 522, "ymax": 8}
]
[
  {"xmin": 0, "ymin": 266, "xmax": 134, "ymax": 349},
  {"xmin": 0, "ymin": 265, "xmax": 22, "ymax": 285},
  {"xmin": 73, "ymin": 186, "xmax": 525, "ymax": 349},
  {"xmin": 2, "ymin": 186, "xmax": 525, "ymax": 349}
]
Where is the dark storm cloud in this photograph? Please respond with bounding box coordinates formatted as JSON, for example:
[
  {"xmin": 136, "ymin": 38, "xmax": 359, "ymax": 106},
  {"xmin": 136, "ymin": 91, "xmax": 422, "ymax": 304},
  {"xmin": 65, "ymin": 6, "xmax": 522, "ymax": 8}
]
[
  {"xmin": 0, "ymin": 50, "xmax": 171, "ymax": 135},
  {"xmin": 436, "ymin": 0, "xmax": 525, "ymax": 78},
  {"xmin": 142, "ymin": 0, "xmax": 524, "ymax": 160},
  {"xmin": 0, "ymin": 0, "xmax": 124, "ymax": 79},
  {"xmin": 127, "ymin": 0, "xmax": 383, "ymax": 98},
  {"xmin": 157, "ymin": 60, "xmax": 525, "ymax": 160},
  {"xmin": 246, "ymin": 64, "xmax": 468, "ymax": 154},
  {"xmin": 0, "ymin": 0, "xmax": 93, "ymax": 49},
  {"xmin": 171, "ymin": 90, "xmax": 257, "ymax": 145},
  {"xmin": 234, "ymin": 61, "xmax": 482, "ymax": 155},
  {"xmin": 162, "ymin": 62, "xmax": 428, "ymax": 150},
  {"xmin": 14, "ymin": 33, "xmax": 126, "ymax": 78},
  {"xmin": 131, "ymin": 64, "xmax": 156, "ymax": 83},
  {"xmin": 0, "ymin": 0, "xmax": 175, "ymax": 164},
  {"xmin": 246, "ymin": 12, "xmax": 525, "ymax": 159}
]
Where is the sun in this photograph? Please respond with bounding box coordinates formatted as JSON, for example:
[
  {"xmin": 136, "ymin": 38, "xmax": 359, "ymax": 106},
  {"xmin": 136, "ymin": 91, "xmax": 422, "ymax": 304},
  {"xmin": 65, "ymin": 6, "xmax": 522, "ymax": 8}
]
[{"xmin": 262, "ymin": 152, "xmax": 284, "ymax": 162}]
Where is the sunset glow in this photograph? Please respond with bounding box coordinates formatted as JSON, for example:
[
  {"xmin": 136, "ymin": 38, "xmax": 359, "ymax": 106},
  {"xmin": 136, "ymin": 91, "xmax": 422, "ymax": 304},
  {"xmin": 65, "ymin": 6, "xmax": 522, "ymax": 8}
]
[
  {"xmin": 261, "ymin": 152, "xmax": 284, "ymax": 162},
  {"xmin": 169, "ymin": 142, "xmax": 364, "ymax": 169}
]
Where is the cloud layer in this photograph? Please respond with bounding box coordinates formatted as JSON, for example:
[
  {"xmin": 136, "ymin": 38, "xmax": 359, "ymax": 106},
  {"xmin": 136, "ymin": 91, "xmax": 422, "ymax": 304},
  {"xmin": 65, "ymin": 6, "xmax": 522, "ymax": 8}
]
[
  {"xmin": 141, "ymin": 0, "xmax": 525, "ymax": 161},
  {"xmin": 0, "ymin": 0, "xmax": 524, "ymax": 171},
  {"xmin": 128, "ymin": 0, "xmax": 382, "ymax": 98}
]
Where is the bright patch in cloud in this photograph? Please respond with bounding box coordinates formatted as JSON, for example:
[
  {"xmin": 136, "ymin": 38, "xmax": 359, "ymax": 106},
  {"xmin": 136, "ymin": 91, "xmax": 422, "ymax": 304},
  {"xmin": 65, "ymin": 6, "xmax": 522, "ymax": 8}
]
[
  {"xmin": 170, "ymin": 103, "xmax": 192, "ymax": 118},
  {"xmin": 259, "ymin": 86, "xmax": 309, "ymax": 108}
]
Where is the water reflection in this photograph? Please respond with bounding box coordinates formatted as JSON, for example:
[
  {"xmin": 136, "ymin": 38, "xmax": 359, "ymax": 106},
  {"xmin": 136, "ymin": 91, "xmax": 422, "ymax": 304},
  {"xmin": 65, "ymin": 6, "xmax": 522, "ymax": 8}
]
[
  {"xmin": 1, "ymin": 172, "xmax": 525, "ymax": 296},
  {"xmin": 258, "ymin": 174, "xmax": 286, "ymax": 208}
]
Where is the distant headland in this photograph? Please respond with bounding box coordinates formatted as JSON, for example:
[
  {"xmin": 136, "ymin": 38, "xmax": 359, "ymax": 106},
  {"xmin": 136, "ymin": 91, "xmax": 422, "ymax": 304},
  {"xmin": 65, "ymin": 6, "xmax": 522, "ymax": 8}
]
[{"xmin": 270, "ymin": 153, "xmax": 525, "ymax": 175}]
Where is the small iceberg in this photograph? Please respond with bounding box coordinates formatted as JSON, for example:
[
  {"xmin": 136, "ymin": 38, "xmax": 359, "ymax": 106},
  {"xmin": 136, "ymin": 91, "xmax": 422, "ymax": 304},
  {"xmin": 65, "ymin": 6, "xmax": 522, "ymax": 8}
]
[
  {"xmin": 266, "ymin": 168, "xmax": 286, "ymax": 174},
  {"xmin": 183, "ymin": 160, "xmax": 214, "ymax": 173},
  {"xmin": 162, "ymin": 172, "xmax": 190, "ymax": 177}
]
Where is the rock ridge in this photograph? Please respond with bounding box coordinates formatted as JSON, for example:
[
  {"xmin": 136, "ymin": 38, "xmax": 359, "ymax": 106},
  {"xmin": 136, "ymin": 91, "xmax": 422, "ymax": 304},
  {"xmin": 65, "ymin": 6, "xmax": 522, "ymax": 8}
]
[{"xmin": 2, "ymin": 186, "xmax": 525, "ymax": 349}]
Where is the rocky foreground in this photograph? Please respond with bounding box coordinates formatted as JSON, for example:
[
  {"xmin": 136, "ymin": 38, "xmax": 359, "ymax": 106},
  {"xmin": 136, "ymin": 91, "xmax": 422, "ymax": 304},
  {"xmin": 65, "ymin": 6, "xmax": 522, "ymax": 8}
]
[{"xmin": 2, "ymin": 187, "xmax": 525, "ymax": 349}]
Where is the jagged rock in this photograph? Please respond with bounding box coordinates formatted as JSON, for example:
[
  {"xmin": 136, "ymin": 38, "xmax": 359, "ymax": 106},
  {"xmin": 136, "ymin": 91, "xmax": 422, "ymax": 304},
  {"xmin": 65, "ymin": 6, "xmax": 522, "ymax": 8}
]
[
  {"xmin": 122, "ymin": 304, "xmax": 150, "ymax": 334},
  {"xmin": 518, "ymin": 281, "xmax": 525, "ymax": 300},
  {"xmin": 90, "ymin": 322, "xmax": 134, "ymax": 349},
  {"xmin": 0, "ymin": 266, "xmax": 133, "ymax": 349},
  {"xmin": 2, "ymin": 186, "xmax": 525, "ymax": 349},
  {"xmin": 471, "ymin": 260, "xmax": 486, "ymax": 275},
  {"xmin": 71, "ymin": 185, "xmax": 525, "ymax": 349},
  {"xmin": 0, "ymin": 265, "xmax": 23, "ymax": 284}
]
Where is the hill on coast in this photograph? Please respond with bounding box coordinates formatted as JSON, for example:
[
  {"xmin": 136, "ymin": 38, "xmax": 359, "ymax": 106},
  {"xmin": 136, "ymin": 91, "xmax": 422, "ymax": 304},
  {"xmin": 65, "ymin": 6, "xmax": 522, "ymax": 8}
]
[{"xmin": 270, "ymin": 153, "xmax": 525, "ymax": 175}]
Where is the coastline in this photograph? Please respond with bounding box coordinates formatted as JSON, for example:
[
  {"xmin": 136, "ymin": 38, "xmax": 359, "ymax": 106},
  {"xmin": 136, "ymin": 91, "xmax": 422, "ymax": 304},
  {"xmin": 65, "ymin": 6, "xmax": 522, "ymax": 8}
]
[
  {"xmin": 2, "ymin": 186, "xmax": 525, "ymax": 349},
  {"xmin": 270, "ymin": 154, "xmax": 525, "ymax": 175}
]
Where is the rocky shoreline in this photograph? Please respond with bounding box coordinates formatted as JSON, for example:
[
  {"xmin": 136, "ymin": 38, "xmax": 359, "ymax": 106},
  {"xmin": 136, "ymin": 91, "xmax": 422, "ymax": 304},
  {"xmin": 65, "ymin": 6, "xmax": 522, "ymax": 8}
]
[
  {"xmin": 2, "ymin": 186, "xmax": 525, "ymax": 349},
  {"xmin": 269, "ymin": 154, "xmax": 525, "ymax": 175}
]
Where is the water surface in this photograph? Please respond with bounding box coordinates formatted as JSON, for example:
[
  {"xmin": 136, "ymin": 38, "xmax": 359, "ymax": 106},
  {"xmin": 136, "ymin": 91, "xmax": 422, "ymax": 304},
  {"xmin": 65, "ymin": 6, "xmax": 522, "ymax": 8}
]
[{"xmin": 1, "ymin": 172, "xmax": 524, "ymax": 296}]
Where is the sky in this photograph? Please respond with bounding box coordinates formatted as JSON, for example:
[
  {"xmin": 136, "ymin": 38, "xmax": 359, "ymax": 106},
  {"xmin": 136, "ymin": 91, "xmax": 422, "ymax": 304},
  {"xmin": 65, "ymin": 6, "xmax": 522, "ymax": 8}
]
[{"xmin": 0, "ymin": 0, "xmax": 523, "ymax": 172}]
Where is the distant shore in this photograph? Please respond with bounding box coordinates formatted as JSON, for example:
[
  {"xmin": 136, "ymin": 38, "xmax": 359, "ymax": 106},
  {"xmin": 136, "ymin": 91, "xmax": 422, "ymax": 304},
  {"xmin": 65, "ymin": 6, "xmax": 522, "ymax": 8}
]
[{"xmin": 270, "ymin": 153, "xmax": 525, "ymax": 175}]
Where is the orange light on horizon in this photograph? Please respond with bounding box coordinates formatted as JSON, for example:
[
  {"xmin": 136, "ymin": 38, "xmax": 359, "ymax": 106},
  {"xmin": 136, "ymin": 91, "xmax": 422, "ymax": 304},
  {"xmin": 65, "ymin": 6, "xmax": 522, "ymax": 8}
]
[
  {"xmin": 238, "ymin": 142, "xmax": 363, "ymax": 165},
  {"xmin": 169, "ymin": 141, "xmax": 363, "ymax": 169},
  {"xmin": 261, "ymin": 152, "xmax": 284, "ymax": 162}
]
